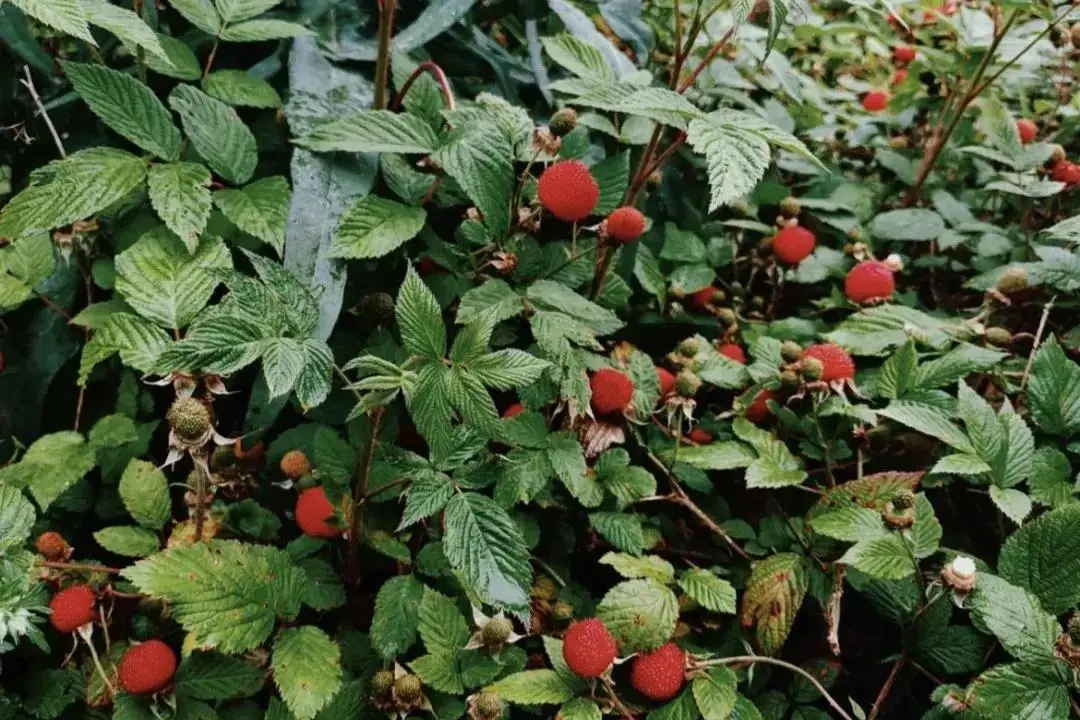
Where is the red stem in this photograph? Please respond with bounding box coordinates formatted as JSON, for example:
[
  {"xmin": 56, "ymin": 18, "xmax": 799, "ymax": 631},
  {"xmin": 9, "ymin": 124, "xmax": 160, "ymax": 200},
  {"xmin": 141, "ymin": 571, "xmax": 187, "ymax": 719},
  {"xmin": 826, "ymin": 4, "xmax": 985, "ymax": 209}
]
[
  {"xmin": 390, "ymin": 61, "xmax": 456, "ymax": 113},
  {"xmin": 677, "ymin": 28, "xmax": 736, "ymax": 93}
]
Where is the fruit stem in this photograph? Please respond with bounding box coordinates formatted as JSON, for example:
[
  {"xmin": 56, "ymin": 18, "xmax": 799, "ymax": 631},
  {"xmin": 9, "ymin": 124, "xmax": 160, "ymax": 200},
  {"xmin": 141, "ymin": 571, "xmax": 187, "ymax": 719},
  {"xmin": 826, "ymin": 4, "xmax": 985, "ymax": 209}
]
[
  {"xmin": 588, "ymin": 242, "xmax": 616, "ymax": 301},
  {"xmin": 38, "ymin": 560, "xmax": 123, "ymax": 575},
  {"xmin": 599, "ymin": 676, "xmax": 635, "ymax": 720},
  {"xmin": 697, "ymin": 656, "xmax": 855, "ymax": 720},
  {"xmin": 677, "ymin": 27, "xmax": 735, "ymax": 93},
  {"xmin": 202, "ymin": 39, "xmax": 219, "ymax": 83},
  {"xmin": 347, "ymin": 407, "xmax": 385, "ymax": 600},
  {"xmin": 390, "ymin": 61, "xmax": 456, "ymax": 114},
  {"xmin": 78, "ymin": 626, "xmax": 117, "ymax": 696},
  {"xmin": 1020, "ymin": 296, "xmax": 1055, "ymax": 391},
  {"xmin": 867, "ymin": 651, "xmax": 907, "ymax": 720},
  {"xmin": 193, "ymin": 461, "xmax": 210, "ymax": 543},
  {"xmin": 373, "ymin": 0, "xmax": 397, "ymax": 110}
]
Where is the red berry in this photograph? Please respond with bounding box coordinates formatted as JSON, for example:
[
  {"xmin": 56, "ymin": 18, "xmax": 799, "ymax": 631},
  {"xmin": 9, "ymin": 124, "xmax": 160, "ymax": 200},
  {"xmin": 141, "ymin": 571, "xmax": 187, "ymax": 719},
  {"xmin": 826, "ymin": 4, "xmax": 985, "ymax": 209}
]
[
  {"xmin": 295, "ymin": 487, "xmax": 340, "ymax": 539},
  {"xmin": 891, "ymin": 68, "xmax": 908, "ymax": 86},
  {"xmin": 502, "ymin": 403, "xmax": 525, "ymax": 419},
  {"xmin": 1052, "ymin": 160, "xmax": 1080, "ymax": 186},
  {"xmin": 118, "ymin": 640, "xmax": 177, "ymax": 696},
  {"xmin": 537, "ymin": 160, "xmax": 600, "ymax": 222},
  {"xmin": 802, "ymin": 344, "xmax": 856, "ymax": 382},
  {"xmin": 605, "ymin": 207, "xmax": 647, "ymax": 244},
  {"xmin": 656, "ymin": 367, "xmax": 676, "ymax": 397},
  {"xmin": 630, "ymin": 643, "xmax": 686, "ymax": 701},
  {"xmin": 719, "ymin": 343, "xmax": 747, "ymax": 364},
  {"xmin": 49, "ymin": 585, "xmax": 96, "ymax": 633},
  {"xmin": 745, "ymin": 390, "xmax": 774, "ymax": 424},
  {"xmin": 862, "ymin": 90, "xmax": 890, "ymax": 113},
  {"xmin": 1017, "ymin": 119, "xmax": 1037, "ymax": 145},
  {"xmin": 892, "ymin": 45, "xmax": 916, "ymax": 64},
  {"xmin": 687, "ymin": 428, "xmax": 713, "ymax": 444},
  {"xmin": 418, "ymin": 257, "xmax": 443, "ymax": 278},
  {"xmin": 590, "ymin": 369, "xmax": 634, "ymax": 416},
  {"xmin": 845, "ymin": 261, "xmax": 896, "ymax": 304},
  {"xmin": 689, "ymin": 287, "xmax": 719, "ymax": 312},
  {"xmin": 562, "ymin": 618, "xmax": 618, "ymax": 678},
  {"xmin": 772, "ymin": 226, "xmax": 816, "ymax": 265}
]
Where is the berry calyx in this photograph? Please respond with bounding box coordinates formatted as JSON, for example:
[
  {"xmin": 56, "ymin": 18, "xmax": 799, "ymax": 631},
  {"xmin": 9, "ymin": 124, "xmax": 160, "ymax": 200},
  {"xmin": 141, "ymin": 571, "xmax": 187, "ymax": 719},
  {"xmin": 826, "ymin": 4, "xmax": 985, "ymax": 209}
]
[
  {"xmin": 502, "ymin": 403, "xmax": 525, "ymax": 419},
  {"xmin": 166, "ymin": 398, "xmax": 211, "ymax": 443},
  {"xmin": 537, "ymin": 160, "xmax": 600, "ymax": 223},
  {"xmin": 1053, "ymin": 159, "xmax": 1080, "ymax": 186},
  {"xmin": 49, "ymin": 585, "xmax": 96, "ymax": 633},
  {"xmin": 118, "ymin": 639, "xmax": 177, "ymax": 696},
  {"xmin": 589, "ymin": 369, "xmax": 634, "ymax": 416},
  {"xmin": 1016, "ymin": 119, "xmax": 1038, "ymax": 145},
  {"xmin": 36, "ymin": 531, "xmax": 69, "ymax": 560},
  {"xmin": 656, "ymin": 367, "xmax": 676, "ymax": 397},
  {"xmin": 295, "ymin": 487, "xmax": 340, "ymax": 539},
  {"xmin": 845, "ymin": 261, "xmax": 896, "ymax": 304},
  {"xmin": 892, "ymin": 45, "xmax": 916, "ymax": 64},
  {"xmin": 801, "ymin": 344, "xmax": 856, "ymax": 382},
  {"xmin": 862, "ymin": 90, "xmax": 890, "ymax": 113},
  {"xmin": 280, "ymin": 450, "xmax": 311, "ymax": 479},
  {"xmin": 745, "ymin": 390, "xmax": 774, "ymax": 424},
  {"xmin": 772, "ymin": 226, "xmax": 816, "ymax": 265},
  {"xmin": 562, "ymin": 618, "xmax": 618, "ymax": 678},
  {"xmin": 718, "ymin": 343, "xmax": 747, "ymax": 364},
  {"xmin": 630, "ymin": 643, "xmax": 686, "ymax": 701},
  {"xmin": 605, "ymin": 207, "xmax": 647, "ymax": 244}
]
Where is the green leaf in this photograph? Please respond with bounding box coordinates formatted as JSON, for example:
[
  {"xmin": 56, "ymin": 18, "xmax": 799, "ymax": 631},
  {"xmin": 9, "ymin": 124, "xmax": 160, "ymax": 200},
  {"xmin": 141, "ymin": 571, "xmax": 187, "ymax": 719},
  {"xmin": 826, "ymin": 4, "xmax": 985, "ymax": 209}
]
[
  {"xmin": 214, "ymin": 0, "xmax": 281, "ymax": 23},
  {"xmin": 678, "ymin": 569, "xmax": 737, "ymax": 614},
  {"xmin": 0, "ymin": 431, "xmax": 96, "ymax": 511},
  {"xmin": 810, "ymin": 506, "xmax": 889, "ymax": 542},
  {"xmin": 839, "ymin": 535, "xmax": 917, "ymax": 580},
  {"xmin": 408, "ymin": 361, "xmax": 454, "ymax": 459},
  {"xmin": 220, "ymin": 18, "xmax": 312, "ymax": 41},
  {"xmin": 115, "ymin": 229, "xmax": 232, "ymax": 330},
  {"xmin": 399, "ymin": 471, "xmax": 455, "ymax": 529},
  {"xmin": 143, "ymin": 34, "xmax": 202, "ymax": 80},
  {"xmin": 526, "ymin": 280, "xmax": 623, "ymax": 336},
  {"xmin": 169, "ymin": 84, "xmax": 257, "ymax": 185},
  {"xmin": 911, "ymin": 494, "xmax": 942, "ymax": 558},
  {"xmin": 1027, "ymin": 337, "xmax": 1080, "ymax": 436},
  {"xmin": 998, "ymin": 503, "xmax": 1080, "ymax": 614},
  {"xmin": 370, "ymin": 574, "xmax": 424, "ymax": 661},
  {"xmin": 990, "ymin": 486, "xmax": 1033, "ymax": 525},
  {"xmin": 168, "ymin": 0, "xmax": 221, "ymax": 34},
  {"xmin": 78, "ymin": 313, "xmax": 171, "ymax": 384},
  {"xmin": 733, "ymin": 418, "xmax": 806, "ymax": 488},
  {"xmin": 123, "ymin": 540, "xmax": 304, "ymax": 653},
  {"xmin": 0, "ymin": 486, "xmax": 35, "ymax": 552},
  {"xmin": 825, "ymin": 305, "xmax": 962, "ymax": 356},
  {"xmin": 0, "ymin": 234, "xmax": 55, "ymax": 312},
  {"xmin": 93, "ymin": 526, "xmax": 159, "ymax": 557},
  {"xmin": 877, "ymin": 340, "xmax": 918, "ymax": 399},
  {"xmin": 296, "ymin": 558, "xmax": 345, "ymax": 611},
  {"xmin": 467, "ymin": 350, "xmax": 551, "ymax": 390},
  {"xmin": 147, "ymin": 163, "xmax": 213, "ymax": 252},
  {"xmin": 914, "ymin": 344, "xmax": 1005, "ymax": 391},
  {"xmin": 969, "ymin": 573, "xmax": 1059, "ymax": 662},
  {"xmin": 330, "ymin": 195, "xmax": 426, "ymax": 260},
  {"xmin": 870, "ymin": 209, "xmax": 946, "ymax": 241},
  {"xmin": 966, "ymin": 661, "xmax": 1071, "ymax": 720},
  {"xmin": 84, "ymin": 1, "xmax": 169, "ymax": 63},
  {"xmin": 63, "ymin": 62, "xmax": 181, "ymax": 161},
  {"xmin": 205, "ymin": 69, "xmax": 282, "ymax": 108},
  {"xmin": 931, "ymin": 453, "xmax": 992, "ymax": 476},
  {"xmin": 740, "ymin": 553, "xmax": 809, "ymax": 655},
  {"xmin": 686, "ymin": 115, "xmax": 771, "ymax": 212},
  {"xmin": 558, "ymin": 698, "xmax": 602, "ymax": 720},
  {"xmin": 397, "ymin": 266, "xmax": 446, "ymax": 359},
  {"xmin": 589, "ymin": 512, "xmax": 645, "ymax": 555},
  {"xmin": 568, "ymin": 85, "xmax": 702, "ymax": 130},
  {"xmin": 547, "ymin": 433, "xmax": 601, "ymax": 507},
  {"xmin": 0, "ymin": 148, "xmax": 148, "ymax": 239},
  {"xmin": 432, "ymin": 120, "xmax": 513, "ymax": 240},
  {"xmin": 443, "ymin": 492, "xmax": 532, "ymax": 611},
  {"xmin": 542, "ymin": 34, "xmax": 614, "ymax": 83},
  {"xmin": 456, "ymin": 280, "xmax": 522, "ymax": 325},
  {"xmin": 214, "ymin": 177, "xmax": 291, "ymax": 253},
  {"xmin": 488, "ymin": 670, "xmax": 576, "ymax": 705},
  {"xmin": 272, "ymin": 627, "xmax": 342, "ymax": 720},
  {"xmin": 877, "ymin": 401, "xmax": 973, "ymax": 454},
  {"xmin": 445, "ymin": 366, "xmax": 499, "ymax": 438},
  {"xmin": 599, "ymin": 552, "xmax": 676, "ymax": 584},
  {"xmin": 664, "ymin": 440, "xmax": 758, "ymax": 471},
  {"xmin": 591, "ymin": 153, "xmax": 630, "ymax": 215},
  {"xmin": 9, "ymin": 0, "xmax": 94, "ymax": 43},
  {"xmin": 417, "ymin": 587, "xmax": 469, "ymax": 656},
  {"xmin": 118, "ymin": 459, "xmax": 171, "ymax": 529},
  {"xmin": 175, "ymin": 652, "xmax": 264, "ymax": 700},
  {"xmin": 597, "ymin": 578, "xmax": 679, "ymax": 653},
  {"xmin": 298, "ymin": 110, "xmax": 440, "ymax": 154},
  {"xmin": 692, "ymin": 667, "xmax": 738, "ymax": 720},
  {"xmin": 1029, "ymin": 447, "xmax": 1076, "ymax": 508}
]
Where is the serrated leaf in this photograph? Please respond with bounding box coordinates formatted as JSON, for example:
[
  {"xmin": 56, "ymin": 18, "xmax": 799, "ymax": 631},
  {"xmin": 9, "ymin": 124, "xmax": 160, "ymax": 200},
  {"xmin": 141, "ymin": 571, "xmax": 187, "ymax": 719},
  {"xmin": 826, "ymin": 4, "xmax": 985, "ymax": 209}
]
[
  {"xmin": 0, "ymin": 486, "xmax": 35, "ymax": 552},
  {"xmin": 456, "ymin": 280, "xmax": 522, "ymax": 325},
  {"xmin": 599, "ymin": 552, "xmax": 675, "ymax": 584},
  {"xmin": 115, "ymin": 229, "xmax": 232, "ymax": 330},
  {"xmin": 740, "ymin": 553, "xmax": 808, "ymax": 655},
  {"xmin": 169, "ymin": 84, "xmax": 257, "ymax": 185},
  {"xmin": 733, "ymin": 418, "xmax": 806, "ymax": 488},
  {"xmin": 527, "ymin": 280, "xmax": 623, "ymax": 336},
  {"xmin": 175, "ymin": 652, "xmax": 264, "ymax": 700},
  {"xmin": 298, "ymin": 110, "xmax": 440, "ymax": 154},
  {"xmin": 0, "ymin": 233, "xmax": 54, "ymax": 312},
  {"xmin": 547, "ymin": 433, "xmax": 601, "ymax": 507},
  {"xmin": 665, "ymin": 440, "xmax": 757, "ymax": 471},
  {"xmin": 370, "ymin": 574, "xmax": 424, "ymax": 661},
  {"xmin": 693, "ymin": 667, "xmax": 737, "ymax": 720},
  {"xmin": 810, "ymin": 506, "xmax": 889, "ymax": 542},
  {"xmin": 1027, "ymin": 337, "xmax": 1080, "ymax": 436},
  {"xmin": 998, "ymin": 503, "xmax": 1080, "ymax": 614},
  {"xmin": 558, "ymin": 698, "xmax": 601, "ymax": 720},
  {"xmin": 467, "ymin": 350, "xmax": 550, "ymax": 390},
  {"xmin": 93, "ymin": 526, "xmax": 159, "ymax": 557},
  {"xmin": 1029, "ymin": 447, "xmax": 1076, "ymax": 508},
  {"xmin": 488, "ymin": 670, "xmax": 576, "ymax": 704},
  {"xmin": 214, "ymin": 176, "xmax": 291, "ymax": 253},
  {"xmin": 568, "ymin": 85, "xmax": 702, "ymax": 130},
  {"xmin": 10, "ymin": 0, "xmax": 94, "ymax": 43},
  {"xmin": 123, "ymin": 540, "xmax": 304, "ymax": 653},
  {"xmin": 991, "ymin": 486, "xmax": 1033, "ymax": 525},
  {"xmin": 444, "ymin": 493, "xmax": 531, "ymax": 611},
  {"xmin": 272, "ymin": 627, "xmax": 342, "ymax": 720},
  {"xmin": 839, "ymin": 535, "xmax": 916, "ymax": 580},
  {"xmin": 396, "ymin": 265, "xmax": 445, "ymax": 359},
  {"xmin": 597, "ymin": 579, "xmax": 678, "ymax": 653},
  {"xmin": 296, "ymin": 558, "xmax": 345, "ymax": 611},
  {"xmin": 417, "ymin": 587, "xmax": 469, "ymax": 656},
  {"xmin": 687, "ymin": 115, "xmax": 771, "ymax": 212},
  {"xmin": 432, "ymin": 120, "xmax": 513, "ymax": 240},
  {"xmin": 330, "ymin": 195, "xmax": 426, "ymax": 260},
  {"xmin": 399, "ymin": 471, "xmax": 454, "ymax": 529},
  {"xmin": 931, "ymin": 453, "xmax": 992, "ymax": 476},
  {"xmin": 220, "ymin": 18, "xmax": 312, "ymax": 41},
  {"xmin": 411, "ymin": 652, "xmax": 462, "ymax": 694},
  {"xmin": 0, "ymin": 431, "xmax": 96, "ymax": 511},
  {"xmin": 205, "ymin": 69, "xmax": 282, "ymax": 108},
  {"xmin": 148, "ymin": 163, "xmax": 213, "ymax": 252},
  {"xmin": 542, "ymin": 34, "xmax": 614, "ymax": 83},
  {"xmin": 871, "ymin": 209, "xmax": 945, "ymax": 241},
  {"xmin": 589, "ymin": 512, "xmax": 645, "ymax": 555},
  {"xmin": 590, "ymin": 153, "xmax": 629, "ymax": 215},
  {"xmin": 214, "ymin": 0, "xmax": 281, "ymax": 22},
  {"xmin": 877, "ymin": 401, "xmax": 973, "ymax": 454},
  {"xmin": 913, "ymin": 343, "xmax": 1004, "ymax": 391},
  {"xmin": 825, "ymin": 305, "xmax": 962, "ymax": 356},
  {"xmin": 119, "ymin": 459, "xmax": 171, "ymax": 529},
  {"xmin": 877, "ymin": 340, "xmax": 917, "ymax": 399},
  {"xmin": 966, "ymin": 660, "xmax": 1071, "ymax": 720},
  {"xmin": 79, "ymin": 313, "xmax": 171, "ymax": 384},
  {"xmin": 678, "ymin": 569, "xmax": 736, "ymax": 614},
  {"xmin": 84, "ymin": 1, "xmax": 169, "ymax": 64},
  {"xmin": 969, "ymin": 573, "xmax": 1059, "ymax": 662},
  {"xmin": 144, "ymin": 34, "xmax": 202, "ymax": 80},
  {"xmin": 911, "ymin": 493, "xmax": 942, "ymax": 559},
  {"xmin": 168, "ymin": 0, "xmax": 221, "ymax": 34}
]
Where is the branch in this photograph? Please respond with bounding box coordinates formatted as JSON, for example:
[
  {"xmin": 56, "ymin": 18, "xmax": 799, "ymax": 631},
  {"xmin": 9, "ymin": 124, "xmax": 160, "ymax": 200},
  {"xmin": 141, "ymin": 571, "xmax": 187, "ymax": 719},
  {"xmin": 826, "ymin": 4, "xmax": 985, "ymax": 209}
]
[
  {"xmin": 390, "ymin": 60, "xmax": 456, "ymax": 114},
  {"xmin": 868, "ymin": 653, "xmax": 907, "ymax": 720},
  {"xmin": 347, "ymin": 407, "xmax": 385, "ymax": 597},
  {"xmin": 697, "ymin": 656, "xmax": 855, "ymax": 720},
  {"xmin": 21, "ymin": 67, "xmax": 66, "ymax": 158},
  {"xmin": 373, "ymin": 0, "xmax": 397, "ymax": 110},
  {"xmin": 677, "ymin": 27, "xmax": 735, "ymax": 93},
  {"xmin": 39, "ymin": 561, "xmax": 123, "ymax": 575},
  {"xmin": 1021, "ymin": 296, "xmax": 1055, "ymax": 391}
]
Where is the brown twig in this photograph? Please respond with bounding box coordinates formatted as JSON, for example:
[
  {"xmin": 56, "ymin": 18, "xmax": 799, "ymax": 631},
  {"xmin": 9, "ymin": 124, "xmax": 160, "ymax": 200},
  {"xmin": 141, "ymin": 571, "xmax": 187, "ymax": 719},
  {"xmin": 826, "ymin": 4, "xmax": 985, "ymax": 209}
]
[
  {"xmin": 697, "ymin": 656, "xmax": 855, "ymax": 720},
  {"xmin": 677, "ymin": 28, "xmax": 736, "ymax": 93},
  {"xmin": 390, "ymin": 60, "xmax": 456, "ymax": 113},
  {"xmin": 38, "ymin": 561, "xmax": 123, "ymax": 575},
  {"xmin": 1020, "ymin": 296, "xmax": 1055, "ymax": 391},
  {"xmin": 373, "ymin": 0, "xmax": 397, "ymax": 110},
  {"xmin": 588, "ymin": 243, "xmax": 616, "ymax": 301},
  {"xmin": 347, "ymin": 407, "xmax": 385, "ymax": 597},
  {"xmin": 825, "ymin": 564, "xmax": 845, "ymax": 657},
  {"xmin": 193, "ymin": 461, "xmax": 209, "ymax": 543},
  {"xmin": 21, "ymin": 66, "xmax": 66, "ymax": 158},
  {"xmin": 600, "ymin": 676, "xmax": 636, "ymax": 720},
  {"xmin": 868, "ymin": 653, "xmax": 907, "ymax": 720}
]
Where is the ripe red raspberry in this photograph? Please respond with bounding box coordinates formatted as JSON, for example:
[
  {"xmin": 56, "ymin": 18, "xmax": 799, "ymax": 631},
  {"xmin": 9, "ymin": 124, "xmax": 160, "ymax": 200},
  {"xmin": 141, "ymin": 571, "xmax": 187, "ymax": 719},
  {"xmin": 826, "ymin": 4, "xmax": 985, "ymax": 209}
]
[
  {"xmin": 118, "ymin": 639, "xmax": 177, "ymax": 696},
  {"xmin": 892, "ymin": 45, "xmax": 916, "ymax": 64},
  {"xmin": 845, "ymin": 261, "xmax": 896, "ymax": 303},
  {"xmin": 802, "ymin": 344, "xmax": 856, "ymax": 382},
  {"xmin": 590, "ymin": 369, "xmax": 634, "ymax": 416},
  {"xmin": 688, "ymin": 428, "xmax": 713, "ymax": 444},
  {"xmin": 605, "ymin": 207, "xmax": 647, "ymax": 244},
  {"xmin": 502, "ymin": 403, "xmax": 524, "ymax": 419},
  {"xmin": 630, "ymin": 643, "xmax": 686, "ymax": 701},
  {"xmin": 656, "ymin": 367, "xmax": 676, "ymax": 397},
  {"xmin": 537, "ymin": 160, "xmax": 600, "ymax": 222},
  {"xmin": 719, "ymin": 343, "xmax": 746, "ymax": 364},
  {"xmin": 1016, "ymin": 119, "xmax": 1037, "ymax": 145},
  {"xmin": 862, "ymin": 90, "xmax": 890, "ymax": 113},
  {"xmin": 295, "ymin": 487, "xmax": 340, "ymax": 539},
  {"xmin": 689, "ymin": 287, "xmax": 719, "ymax": 312},
  {"xmin": 49, "ymin": 585, "xmax": 96, "ymax": 633},
  {"xmin": 891, "ymin": 68, "xmax": 908, "ymax": 86},
  {"xmin": 772, "ymin": 226, "xmax": 816, "ymax": 265},
  {"xmin": 1052, "ymin": 160, "xmax": 1080, "ymax": 186},
  {"xmin": 562, "ymin": 618, "xmax": 617, "ymax": 678},
  {"xmin": 745, "ymin": 390, "xmax": 774, "ymax": 424}
]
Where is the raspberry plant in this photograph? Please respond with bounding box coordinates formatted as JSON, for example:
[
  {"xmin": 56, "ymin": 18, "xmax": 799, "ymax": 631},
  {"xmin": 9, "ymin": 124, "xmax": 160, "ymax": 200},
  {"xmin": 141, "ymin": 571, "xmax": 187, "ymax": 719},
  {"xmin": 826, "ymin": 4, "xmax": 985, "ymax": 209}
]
[{"xmin": 2, "ymin": 0, "xmax": 1080, "ymax": 719}]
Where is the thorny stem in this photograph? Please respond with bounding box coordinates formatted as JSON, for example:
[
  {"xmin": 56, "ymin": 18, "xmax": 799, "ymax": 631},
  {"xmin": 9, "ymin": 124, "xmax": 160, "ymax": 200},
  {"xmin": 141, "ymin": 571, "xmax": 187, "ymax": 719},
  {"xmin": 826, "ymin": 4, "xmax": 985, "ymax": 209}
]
[
  {"xmin": 373, "ymin": 0, "xmax": 397, "ymax": 110},
  {"xmin": 21, "ymin": 67, "xmax": 66, "ymax": 158},
  {"xmin": 347, "ymin": 408, "xmax": 385, "ymax": 598},
  {"xmin": 38, "ymin": 561, "xmax": 123, "ymax": 575},
  {"xmin": 677, "ymin": 27, "xmax": 736, "ymax": 93},
  {"xmin": 868, "ymin": 652, "xmax": 907, "ymax": 720},
  {"xmin": 202, "ymin": 39, "xmax": 220, "ymax": 83},
  {"xmin": 390, "ymin": 60, "xmax": 456, "ymax": 113},
  {"xmin": 697, "ymin": 656, "xmax": 855, "ymax": 720},
  {"xmin": 588, "ymin": 243, "xmax": 616, "ymax": 301},
  {"xmin": 1021, "ymin": 296, "xmax": 1056, "ymax": 391},
  {"xmin": 193, "ymin": 462, "xmax": 210, "ymax": 543},
  {"xmin": 600, "ymin": 676, "xmax": 635, "ymax": 720}
]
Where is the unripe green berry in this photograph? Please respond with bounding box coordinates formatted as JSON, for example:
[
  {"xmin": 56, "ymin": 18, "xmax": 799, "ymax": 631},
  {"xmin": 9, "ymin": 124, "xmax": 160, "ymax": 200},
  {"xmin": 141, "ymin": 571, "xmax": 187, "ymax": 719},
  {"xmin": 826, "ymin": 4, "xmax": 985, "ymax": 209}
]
[
  {"xmin": 985, "ymin": 327, "xmax": 1012, "ymax": 347},
  {"xmin": 750, "ymin": 296, "xmax": 765, "ymax": 310},
  {"xmin": 371, "ymin": 670, "xmax": 395, "ymax": 698},
  {"xmin": 780, "ymin": 370, "xmax": 800, "ymax": 389},
  {"xmin": 551, "ymin": 602, "xmax": 574, "ymax": 622},
  {"xmin": 360, "ymin": 293, "xmax": 396, "ymax": 326},
  {"xmin": 996, "ymin": 267, "xmax": 1029, "ymax": 294},
  {"xmin": 717, "ymin": 308, "xmax": 737, "ymax": 327},
  {"xmin": 780, "ymin": 341, "xmax": 803, "ymax": 363},
  {"xmin": 779, "ymin": 196, "xmax": 801, "ymax": 217},
  {"xmin": 677, "ymin": 338, "xmax": 704, "ymax": 357},
  {"xmin": 892, "ymin": 489, "xmax": 917, "ymax": 510},
  {"xmin": 676, "ymin": 370, "xmax": 702, "ymax": 398},
  {"xmin": 801, "ymin": 357, "xmax": 824, "ymax": 381},
  {"xmin": 549, "ymin": 107, "xmax": 578, "ymax": 137},
  {"xmin": 167, "ymin": 398, "xmax": 211, "ymax": 442},
  {"xmin": 481, "ymin": 616, "xmax": 513, "ymax": 648},
  {"xmin": 473, "ymin": 691, "xmax": 503, "ymax": 720},
  {"xmin": 394, "ymin": 675, "xmax": 423, "ymax": 704}
]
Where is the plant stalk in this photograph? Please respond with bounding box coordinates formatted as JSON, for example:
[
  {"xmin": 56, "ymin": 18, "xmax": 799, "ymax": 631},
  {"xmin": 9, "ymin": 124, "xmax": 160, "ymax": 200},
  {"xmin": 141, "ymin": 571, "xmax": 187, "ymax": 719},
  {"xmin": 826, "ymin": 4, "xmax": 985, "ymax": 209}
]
[
  {"xmin": 347, "ymin": 407, "xmax": 385, "ymax": 597},
  {"xmin": 373, "ymin": 0, "xmax": 397, "ymax": 110}
]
